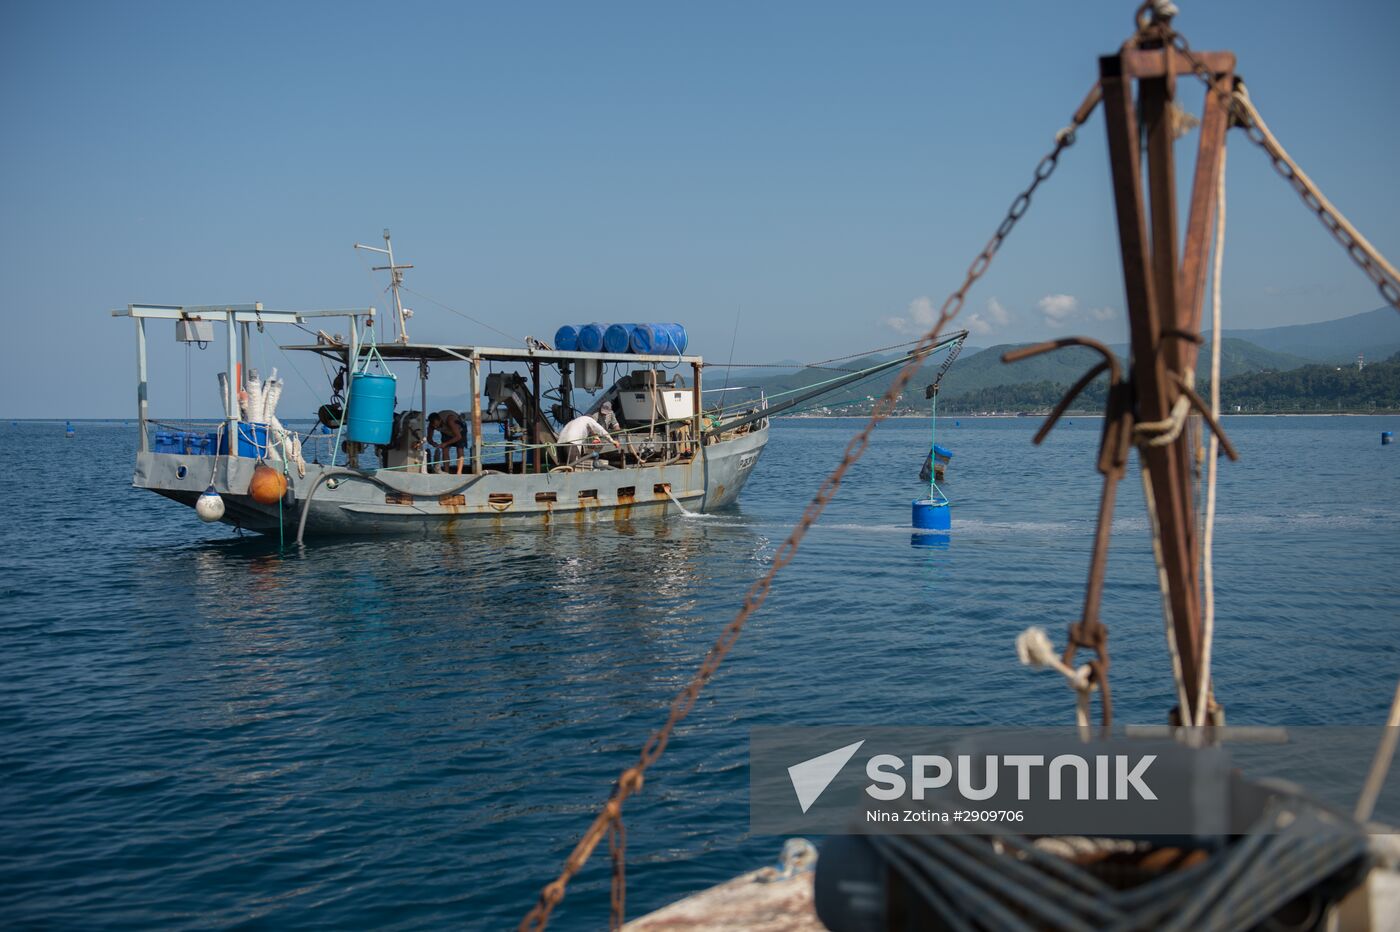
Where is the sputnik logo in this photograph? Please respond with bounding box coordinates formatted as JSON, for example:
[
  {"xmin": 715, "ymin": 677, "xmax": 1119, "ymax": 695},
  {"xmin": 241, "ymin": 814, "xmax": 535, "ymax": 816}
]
[{"xmin": 787, "ymin": 740, "xmax": 865, "ymax": 812}]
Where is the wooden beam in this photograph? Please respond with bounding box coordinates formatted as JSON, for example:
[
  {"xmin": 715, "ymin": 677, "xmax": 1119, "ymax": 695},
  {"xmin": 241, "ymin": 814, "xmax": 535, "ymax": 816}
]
[
  {"xmin": 1122, "ymin": 48, "xmax": 1234, "ymax": 79},
  {"xmin": 1178, "ymin": 71, "xmax": 1234, "ymax": 367},
  {"xmin": 1100, "ymin": 54, "xmax": 1205, "ymax": 720}
]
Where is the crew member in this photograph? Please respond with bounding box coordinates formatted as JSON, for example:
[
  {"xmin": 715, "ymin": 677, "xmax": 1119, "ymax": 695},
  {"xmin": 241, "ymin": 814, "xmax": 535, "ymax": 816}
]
[
  {"xmin": 428, "ymin": 410, "xmax": 468, "ymax": 474},
  {"xmin": 556, "ymin": 413, "xmax": 617, "ymax": 466},
  {"xmin": 597, "ymin": 401, "xmax": 620, "ymax": 432}
]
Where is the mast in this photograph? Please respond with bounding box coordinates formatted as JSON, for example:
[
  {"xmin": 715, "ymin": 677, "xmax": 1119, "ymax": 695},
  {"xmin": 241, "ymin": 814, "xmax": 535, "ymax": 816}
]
[{"xmin": 354, "ymin": 228, "xmax": 414, "ymax": 343}]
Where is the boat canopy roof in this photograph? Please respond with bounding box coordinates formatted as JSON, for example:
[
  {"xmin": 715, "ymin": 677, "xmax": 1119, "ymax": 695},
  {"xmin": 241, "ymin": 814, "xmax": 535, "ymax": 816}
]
[
  {"xmin": 279, "ymin": 341, "xmax": 703, "ymax": 366},
  {"xmin": 112, "ymin": 303, "xmax": 703, "ymax": 366}
]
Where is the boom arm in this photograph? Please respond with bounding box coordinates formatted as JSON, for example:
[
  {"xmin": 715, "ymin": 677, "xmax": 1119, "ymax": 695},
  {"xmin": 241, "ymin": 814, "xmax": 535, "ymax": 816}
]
[{"xmin": 707, "ymin": 331, "xmax": 970, "ymax": 436}]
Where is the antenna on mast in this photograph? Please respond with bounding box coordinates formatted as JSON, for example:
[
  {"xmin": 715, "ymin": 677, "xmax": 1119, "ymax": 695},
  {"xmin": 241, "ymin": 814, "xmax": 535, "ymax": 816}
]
[{"xmin": 354, "ymin": 228, "xmax": 414, "ymax": 343}]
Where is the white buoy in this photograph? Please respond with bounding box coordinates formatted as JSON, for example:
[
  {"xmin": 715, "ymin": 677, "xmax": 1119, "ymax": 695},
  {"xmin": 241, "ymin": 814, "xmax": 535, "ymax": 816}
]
[{"xmin": 196, "ymin": 485, "xmax": 226, "ymax": 522}]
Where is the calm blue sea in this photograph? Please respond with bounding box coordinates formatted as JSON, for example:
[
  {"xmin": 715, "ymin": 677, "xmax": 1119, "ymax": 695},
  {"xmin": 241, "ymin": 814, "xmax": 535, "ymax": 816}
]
[{"xmin": 2, "ymin": 416, "xmax": 1398, "ymax": 929}]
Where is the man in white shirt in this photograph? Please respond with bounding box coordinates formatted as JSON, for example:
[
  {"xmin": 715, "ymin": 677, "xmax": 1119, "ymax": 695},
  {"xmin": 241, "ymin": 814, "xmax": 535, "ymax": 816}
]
[{"xmin": 556, "ymin": 414, "xmax": 617, "ymax": 465}]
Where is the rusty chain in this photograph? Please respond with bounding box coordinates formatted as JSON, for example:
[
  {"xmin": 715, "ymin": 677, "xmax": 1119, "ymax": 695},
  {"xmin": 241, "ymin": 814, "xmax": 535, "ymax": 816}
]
[
  {"xmin": 1157, "ymin": 24, "xmax": 1400, "ymax": 312},
  {"xmin": 517, "ymin": 83, "xmax": 1105, "ymax": 932}
]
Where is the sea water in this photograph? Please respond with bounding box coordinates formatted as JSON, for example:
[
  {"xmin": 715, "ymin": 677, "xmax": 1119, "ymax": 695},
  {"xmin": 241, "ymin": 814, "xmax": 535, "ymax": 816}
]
[{"xmin": 1, "ymin": 416, "xmax": 1397, "ymax": 928}]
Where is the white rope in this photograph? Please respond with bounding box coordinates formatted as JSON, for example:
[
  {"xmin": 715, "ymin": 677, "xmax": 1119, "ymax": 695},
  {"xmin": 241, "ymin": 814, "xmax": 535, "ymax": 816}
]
[
  {"xmin": 1138, "ymin": 463, "xmax": 1193, "ymax": 720},
  {"xmin": 1195, "ymin": 146, "xmax": 1227, "ymax": 727},
  {"xmin": 1016, "ymin": 627, "xmax": 1095, "ymax": 728},
  {"xmin": 1134, "ymin": 390, "xmax": 1192, "ymax": 446}
]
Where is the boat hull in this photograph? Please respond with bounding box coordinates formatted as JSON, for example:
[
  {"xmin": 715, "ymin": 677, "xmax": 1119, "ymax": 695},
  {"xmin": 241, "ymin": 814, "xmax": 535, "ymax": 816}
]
[{"xmin": 134, "ymin": 426, "xmax": 769, "ymax": 537}]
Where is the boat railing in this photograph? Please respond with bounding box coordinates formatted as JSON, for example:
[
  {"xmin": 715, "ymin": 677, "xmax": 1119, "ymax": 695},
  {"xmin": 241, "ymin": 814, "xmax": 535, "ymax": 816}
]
[{"xmin": 142, "ymin": 414, "xmax": 753, "ymax": 477}]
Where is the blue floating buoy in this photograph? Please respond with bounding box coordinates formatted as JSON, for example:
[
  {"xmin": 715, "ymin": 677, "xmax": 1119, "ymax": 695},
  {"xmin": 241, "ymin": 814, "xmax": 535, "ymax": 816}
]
[
  {"xmin": 1384, "ymin": 431, "xmax": 1394, "ymax": 446},
  {"xmin": 912, "ymin": 497, "xmax": 951, "ymax": 532},
  {"xmin": 954, "ymin": 420, "xmax": 960, "ymax": 427},
  {"xmin": 64, "ymin": 420, "xmax": 75, "ymax": 437}
]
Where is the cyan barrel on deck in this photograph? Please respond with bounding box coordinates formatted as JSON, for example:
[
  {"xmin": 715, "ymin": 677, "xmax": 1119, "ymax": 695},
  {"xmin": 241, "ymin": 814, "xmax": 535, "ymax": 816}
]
[
  {"xmin": 554, "ymin": 325, "xmax": 580, "ymax": 351},
  {"xmin": 630, "ymin": 323, "xmax": 688, "ymax": 355},
  {"xmin": 345, "ymin": 372, "xmax": 397, "ymax": 445},
  {"xmin": 603, "ymin": 323, "xmax": 638, "ymax": 354},
  {"xmin": 577, "ymin": 323, "xmax": 606, "ymax": 353}
]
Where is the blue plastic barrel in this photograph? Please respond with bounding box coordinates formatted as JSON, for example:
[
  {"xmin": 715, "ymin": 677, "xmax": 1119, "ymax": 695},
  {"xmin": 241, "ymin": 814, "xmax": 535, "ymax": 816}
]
[
  {"xmin": 237, "ymin": 423, "xmax": 269, "ymax": 458},
  {"xmin": 912, "ymin": 497, "xmax": 951, "ymax": 531},
  {"xmin": 603, "ymin": 323, "xmax": 638, "ymax": 354},
  {"xmin": 345, "ymin": 372, "xmax": 397, "ymax": 445},
  {"xmin": 630, "ymin": 323, "xmax": 689, "ymax": 355},
  {"xmin": 554, "ymin": 325, "xmax": 579, "ymax": 351},
  {"xmin": 577, "ymin": 323, "xmax": 606, "ymax": 353},
  {"xmin": 1385, "ymin": 431, "xmax": 1394, "ymax": 446}
]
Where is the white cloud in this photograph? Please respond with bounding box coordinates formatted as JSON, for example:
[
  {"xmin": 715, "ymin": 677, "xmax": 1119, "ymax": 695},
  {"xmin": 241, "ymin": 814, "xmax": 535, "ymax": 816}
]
[
  {"xmin": 1037, "ymin": 293, "xmax": 1079, "ymax": 325},
  {"xmin": 1036, "ymin": 293, "xmax": 1117, "ymax": 328},
  {"xmin": 963, "ymin": 297, "xmax": 1012, "ymax": 336},
  {"xmin": 881, "ymin": 296, "xmax": 939, "ymax": 335},
  {"xmin": 885, "ymin": 295, "xmax": 1012, "ymax": 337}
]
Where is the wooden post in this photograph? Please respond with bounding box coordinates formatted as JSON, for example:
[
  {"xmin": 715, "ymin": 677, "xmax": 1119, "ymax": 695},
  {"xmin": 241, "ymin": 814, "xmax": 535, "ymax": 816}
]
[
  {"xmin": 531, "ymin": 360, "xmax": 542, "ymax": 474},
  {"xmin": 1099, "ymin": 45, "xmax": 1232, "ymax": 724},
  {"xmin": 470, "ymin": 355, "xmax": 483, "ymax": 475},
  {"xmin": 135, "ymin": 316, "xmax": 149, "ymax": 453},
  {"xmin": 692, "ymin": 361, "xmax": 702, "ymax": 452},
  {"xmin": 420, "ymin": 358, "xmax": 429, "ymax": 474},
  {"xmin": 240, "ymin": 322, "xmax": 251, "ymax": 395},
  {"xmin": 225, "ymin": 310, "xmax": 239, "ymax": 446}
]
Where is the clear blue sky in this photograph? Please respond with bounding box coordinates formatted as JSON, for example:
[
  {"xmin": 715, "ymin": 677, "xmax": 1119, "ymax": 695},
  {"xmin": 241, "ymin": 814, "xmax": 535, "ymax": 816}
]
[{"xmin": 2, "ymin": 0, "xmax": 1396, "ymax": 417}]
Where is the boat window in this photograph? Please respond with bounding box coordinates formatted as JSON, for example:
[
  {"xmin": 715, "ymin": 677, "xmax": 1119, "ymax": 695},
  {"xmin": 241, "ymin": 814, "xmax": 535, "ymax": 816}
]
[
  {"xmin": 653, "ymin": 483, "xmax": 671, "ymax": 495},
  {"xmin": 535, "ymin": 491, "xmax": 558, "ymax": 503},
  {"xmin": 617, "ymin": 486, "xmax": 635, "ymax": 498},
  {"xmin": 579, "ymin": 489, "xmax": 598, "ymax": 500}
]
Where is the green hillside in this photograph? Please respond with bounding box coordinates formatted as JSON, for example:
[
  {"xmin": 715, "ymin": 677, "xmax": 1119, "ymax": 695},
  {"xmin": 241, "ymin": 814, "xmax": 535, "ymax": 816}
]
[
  {"xmin": 1212, "ymin": 354, "xmax": 1400, "ymax": 412},
  {"xmin": 729, "ymin": 337, "xmax": 1314, "ymax": 414},
  {"xmin": 918, "ymin": 354, "xmax": 1399, "ymax": 415}
]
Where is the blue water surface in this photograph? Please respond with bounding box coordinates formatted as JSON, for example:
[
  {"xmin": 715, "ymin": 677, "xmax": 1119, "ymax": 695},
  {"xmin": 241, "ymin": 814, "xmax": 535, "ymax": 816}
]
[{"xmin": 1, "ymin": 416, "xmax": 1397, "ymax": 928}]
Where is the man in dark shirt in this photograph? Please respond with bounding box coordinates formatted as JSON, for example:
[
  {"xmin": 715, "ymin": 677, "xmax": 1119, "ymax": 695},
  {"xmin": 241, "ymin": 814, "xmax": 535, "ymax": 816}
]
[{"xmin": 428, "ymin": 410, "xmax": 468, "ymax": 474}]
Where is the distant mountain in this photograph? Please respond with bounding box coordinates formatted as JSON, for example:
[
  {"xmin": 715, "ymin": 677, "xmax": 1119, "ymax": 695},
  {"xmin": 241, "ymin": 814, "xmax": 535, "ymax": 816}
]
[
  {"xmin": 727, "ymin": 337, "xmax": 1313, "ymax": 412},
  {"xmin": 926, "ymin": 352, "xmax": 1400, "ymax": 415},
  {"xmin": 1220, "ymin": 306, "xmax": 1400, "ymax": 364}
]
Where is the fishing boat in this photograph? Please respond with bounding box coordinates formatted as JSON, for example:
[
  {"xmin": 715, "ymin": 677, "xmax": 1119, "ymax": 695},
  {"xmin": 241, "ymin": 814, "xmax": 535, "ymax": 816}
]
[{"xmin": 112, "ymin": 235, "xmax": 962, "ymax": 540}]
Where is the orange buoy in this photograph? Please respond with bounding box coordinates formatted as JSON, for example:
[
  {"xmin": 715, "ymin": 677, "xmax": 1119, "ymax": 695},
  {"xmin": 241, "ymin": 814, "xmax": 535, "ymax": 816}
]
[{"xmin": 249, "ymin": 463, "xmax": 288, "ymax": 505}]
